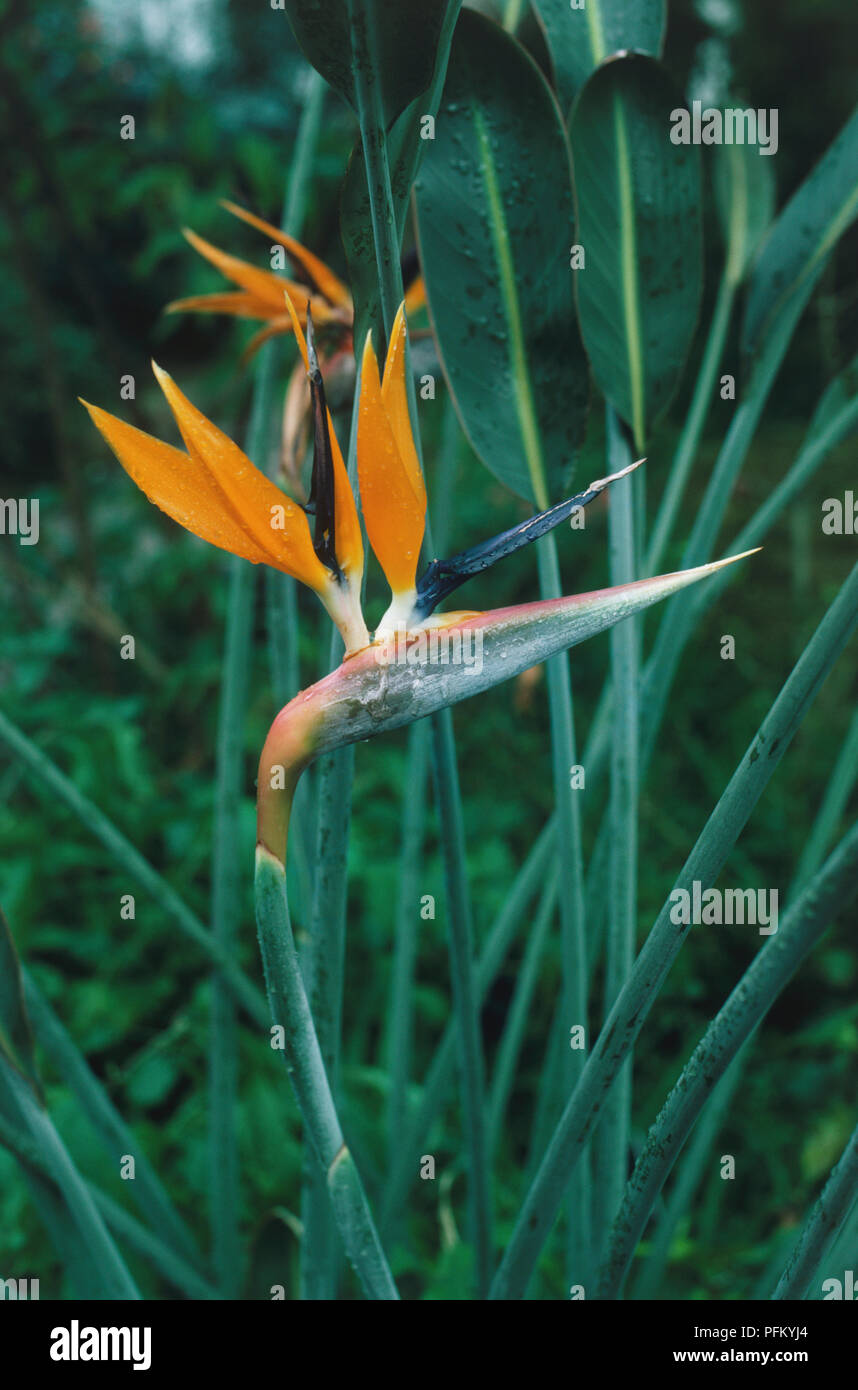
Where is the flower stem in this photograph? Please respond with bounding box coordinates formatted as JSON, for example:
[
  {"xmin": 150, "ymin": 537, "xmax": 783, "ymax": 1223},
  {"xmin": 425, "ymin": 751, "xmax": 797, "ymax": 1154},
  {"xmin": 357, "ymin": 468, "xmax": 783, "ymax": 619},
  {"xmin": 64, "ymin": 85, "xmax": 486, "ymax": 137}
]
[
  {"xmin": 593, "ymin": 408, "xmax": 638, "ymax": 1270},
  {"xmin": 255, "ymin": 846, "xmax": 398, "ymax": 1299}
]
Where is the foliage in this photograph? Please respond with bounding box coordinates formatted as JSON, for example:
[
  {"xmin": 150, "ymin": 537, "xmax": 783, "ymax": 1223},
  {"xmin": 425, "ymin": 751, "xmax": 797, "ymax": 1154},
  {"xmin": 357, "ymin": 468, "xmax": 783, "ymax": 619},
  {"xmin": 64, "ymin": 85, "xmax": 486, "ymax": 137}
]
[{"xmin": 1, "ymin": 0, "xmax": 857, "ymax": 1301}]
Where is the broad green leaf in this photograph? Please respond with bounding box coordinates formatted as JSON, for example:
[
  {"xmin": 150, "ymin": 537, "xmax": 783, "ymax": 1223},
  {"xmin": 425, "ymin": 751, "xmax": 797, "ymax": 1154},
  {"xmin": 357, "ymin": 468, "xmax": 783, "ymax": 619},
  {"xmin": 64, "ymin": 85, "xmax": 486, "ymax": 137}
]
[
  {"xmin": 281, "ymin": 0, "xmax": 451, "ymax": 127},
  {"xmin": 742, "ymin": 103, "xmax": 858, "ymax": 360},
  {"xmin": 533, "ymin": 0, "xmax": 666, "ymax": 110},
  {"xmin": 414, "ymin": 9, "xmax": 588, "ymax": 505},
  {"xmin": 0, "ymin": 905, "xmax": 40, "ymax": 1095},
  {"xmin": 713, "ymin": 140, "xmax": 776, "ymax": 287},
  {"xmin": 569, "ymin": 54, "xmax": 703, "ymax": 452}
]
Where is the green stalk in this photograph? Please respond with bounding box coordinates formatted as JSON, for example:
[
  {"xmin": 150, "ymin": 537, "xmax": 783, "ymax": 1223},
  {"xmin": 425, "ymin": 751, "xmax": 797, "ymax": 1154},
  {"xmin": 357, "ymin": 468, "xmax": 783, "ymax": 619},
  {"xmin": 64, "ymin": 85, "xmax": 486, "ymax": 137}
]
[
  {"xmin": 348, "ymin": 0, "xmax": 401, "ymax": 339},
  {"xmin": 790, "ymin": 708, "xmax": 858, "ymax": 898},
  {"xmin": 431, "ymin": 711, "xmax": 493, "ymax": 1297},
  {"xmin": 491, "ymin": 562, "xmax": 858, "ymax": 1299},
  {"xmin": 209, "ymin": 562, "xmax": 253, "ymax": 1295},
  {"xmin": 583, "ymin": 265, "xmax": 825, "ymax": 799},
  {"xmin": 386, "ymin": 721, "xmax": 431, "ymax": 1167},
  {"xmin": 385, "ymin": 398, "xmax": 459, "ymax": 1177},
  {"xmin": 812, "ymin": 1186, "xmax": 858, "ymax": 1299},
  {"xmin": 89, "ymin": 1188, "xmax": 219, "ymax": 1300},
  {"xmin": 266, "ymin": 74, "xmax": 327, "ymax": 935},
  {"xmin": 300, "ymin": 734, "xmax": 354, "ymax": 1299},
  {"xmin": 687, "ymin": 391, "xmax": 858, "ymax": 627},
  {"xmin": 524, "ymin": 994, "xmax": 565, "ymax": 1186},
  {"xmin": 487, "ymin": 869, "xmax": 558, "ymax": 1155},
  {"xmin": 0, "ymin": 1110, "xmax": 218, "ymax": 1298},
  {"xmin": 0, "ymin": 1062, "xmax": 140, "ymax": 1299},
  {"xmin": 632, "ymin": 1046, "xmax": 748, "ymax": 1299},
  {"xmin": 600, "ymin": 818, "xmax": 858, "ymax": 1296},
  {"xmin": 534, "ymin": 533, "xmax": 590, "ymax": 1283},
  {"xmin": 382, "ymin": 820, "xmax": 556, "ymax": 1231},
  {"xmin": 255, "ymin": 847, "xmax": 398, "ymax": 1299},
  {"xmin": 422, "ymin": 416, "xmax": 493, "ymax": 1293},
  {"xmin": 581, "ymin": 383, "xmax": 858, "ymax": 933},
  {"xmin": 645, "ymin": 269, "xmax": 736, "ymax": 576},
  {"xmin": 265, "ymin": 68, "xmax": 326, "ymax": 709},
  {"xmin": 348, "ymin": 7, "xmax": 491, "ymax": 1289},
  {"xmin": 0, "ymin": 707, "xmax": 266, "ymax": 1026},
  {"xmin": 772, "ymin": 1113, "xmax": 858, "ymax": 1300},
  {"xmin": 22, "ymin": 973, "xmax": 203, "ymax": 1272},
  {"xmin": 639, "ymin": 282, "xmax": 823, "ymax": 772},
  {"xmin": 210, "ymin": 336, "xmax": 286, "ymax": 1295},
  {"xmin": 300, "ymin": 382, "xmax": 364, "ymax": 1299},
  {"xmin": 594, "ymin": 408, "xmax": 638, "ymax": 1265}
]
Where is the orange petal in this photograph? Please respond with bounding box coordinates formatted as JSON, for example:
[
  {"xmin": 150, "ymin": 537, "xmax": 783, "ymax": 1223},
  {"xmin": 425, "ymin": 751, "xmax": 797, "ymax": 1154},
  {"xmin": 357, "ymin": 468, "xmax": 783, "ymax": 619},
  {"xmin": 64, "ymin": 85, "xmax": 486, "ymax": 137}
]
[
  {"xmin": 149, "ymin": 364, "xmax": 329, "ymax": 590},
  {"xmin": 282, "ymin": 290, "xmax": 364, "ymax": 581},
  {"xmin": 166, "ymin": 291, "xmax": 277, "ymax": 321},
  {"xmin": 239, "ymin": 318, "xmax": 295, "ymax": 365},
  {"xmin": 182, "ymin": 228, "xmax": 313, "ymax": 316},
  {"xmin": 81, "ymin": 400, "xmax": 273, "ymax": 566},
  {"xmin": 381, "ymin": 302, "xmax": 427, "ymax": 513},
  {"xmin": 358, "ymin": 332, "xmax": 426, "ymax": 596},
  {"xmin": 221, "ymin": 200, "xmax": 352, "ymax": 310}
]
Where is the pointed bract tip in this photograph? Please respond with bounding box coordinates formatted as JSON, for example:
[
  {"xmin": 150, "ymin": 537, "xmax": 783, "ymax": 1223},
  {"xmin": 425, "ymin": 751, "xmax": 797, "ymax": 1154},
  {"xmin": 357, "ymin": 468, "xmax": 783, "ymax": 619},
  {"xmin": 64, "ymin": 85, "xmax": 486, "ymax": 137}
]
[
  {"xmin": 587, "ymin": 456, "xmax": 646, "ymax": 493},
  {"xmin": 707, "ymin": 547, "xmax": 762, "ymax": 570}
]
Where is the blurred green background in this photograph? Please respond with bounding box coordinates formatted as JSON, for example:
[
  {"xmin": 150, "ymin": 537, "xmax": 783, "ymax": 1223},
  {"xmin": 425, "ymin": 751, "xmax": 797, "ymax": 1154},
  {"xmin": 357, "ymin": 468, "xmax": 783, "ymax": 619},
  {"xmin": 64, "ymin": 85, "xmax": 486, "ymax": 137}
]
[{"xmin": 1, "ymin": 0, "xmax": 856, "ymax": 1298}]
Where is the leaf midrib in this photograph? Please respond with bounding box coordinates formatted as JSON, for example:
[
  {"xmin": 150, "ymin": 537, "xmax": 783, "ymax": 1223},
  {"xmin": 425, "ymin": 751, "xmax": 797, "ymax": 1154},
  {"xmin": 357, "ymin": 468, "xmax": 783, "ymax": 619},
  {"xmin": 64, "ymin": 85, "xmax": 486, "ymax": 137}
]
[
  {"xmin": 473, "ymin": 103, "xmax": 550, "ymax": 510},
  {"xmin": 613, "ymin": 88, "xmax": 646, "ymax": 452}
]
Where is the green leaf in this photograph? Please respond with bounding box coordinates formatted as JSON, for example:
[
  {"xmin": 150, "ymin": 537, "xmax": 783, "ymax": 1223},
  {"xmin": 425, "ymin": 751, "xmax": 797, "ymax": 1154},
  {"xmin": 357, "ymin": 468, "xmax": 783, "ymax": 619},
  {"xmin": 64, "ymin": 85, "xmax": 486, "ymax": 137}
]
[
  {"xmin": 600, "ymin": 822, "xmax": 858, "ymax": 1297},
  {"xmin": 533, "ymin": 0, "xmax": 666, "ymax": 110},
  {"xmin": 341, "ymin": 107, "xmax": 433, "ymax": 352},
  {"xmin": 0, "ymin": 1061, "xmax": 141, "ymax": 1299},
  {"xmin": 742, "ymin": 103, "xmax": 858, "ymax": 360},
  {"xmin": 23, "ymin": 975, "xmax": 203, "ymax": 1273},
  {"xmin": 281, "ymin": 0, "xmax": 452, "ymax": 127},
  {"xmin": 773, "ymin": 1115, "xmax": 858, "ymax": 1299},
  {"xmin": 414, "ymin": 9, "xmax": 588, "ymax": 505},
  {"xmin": 569, "ymin": 54, "xmax": 703, "ymax": 453},
  {"xmin": 340, "ymin": 3, "xmax": 461, "ymax": 346},
  {"xmin": 491, "ymin": 560, "xmax": 858, "ymax": 1300},
  {"xmin": 0, "ymin": 905, "xmax": 40, "ymax": 1095}
]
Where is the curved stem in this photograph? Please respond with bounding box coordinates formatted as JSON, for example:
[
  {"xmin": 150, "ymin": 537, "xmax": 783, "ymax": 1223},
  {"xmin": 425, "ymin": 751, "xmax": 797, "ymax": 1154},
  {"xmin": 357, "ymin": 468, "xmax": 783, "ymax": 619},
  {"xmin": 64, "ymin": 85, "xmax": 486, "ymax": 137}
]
[{"xmin": 254, "ymin": 846, "xmax": 398, "ymax": 1300}]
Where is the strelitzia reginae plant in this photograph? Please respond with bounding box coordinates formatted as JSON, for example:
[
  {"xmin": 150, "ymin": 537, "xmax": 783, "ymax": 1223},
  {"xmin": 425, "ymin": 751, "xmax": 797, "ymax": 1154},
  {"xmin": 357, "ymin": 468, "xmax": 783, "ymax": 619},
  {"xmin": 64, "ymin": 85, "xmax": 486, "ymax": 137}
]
[
  {"xmin": 82, "ymin": 276, "xmax": 753, "ymax": 1294},
  {"xmin": 1, "ymin": 0, "xmax": 855, "ymax": 1313}
]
